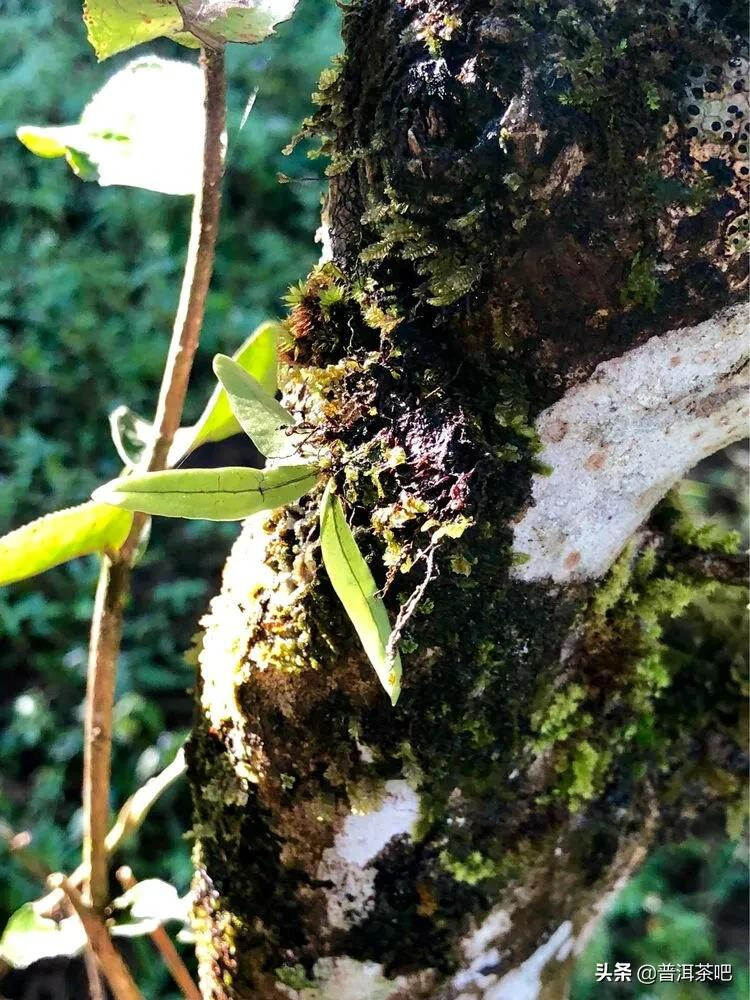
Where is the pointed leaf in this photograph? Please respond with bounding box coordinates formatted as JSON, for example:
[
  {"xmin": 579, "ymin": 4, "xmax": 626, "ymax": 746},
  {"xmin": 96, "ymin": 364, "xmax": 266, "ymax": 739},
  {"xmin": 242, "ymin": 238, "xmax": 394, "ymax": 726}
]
[
  {"xmin": 319, "ymin": 481, "xmax": 402, "ymax": 705},
  {"xmin": 0, "ymin": 503, "xmax": 133, "ymax": 587},
  {"xmin": 18, "ymin": 57, "xmax": 205, "ymax": 195},
  {"xmin": 0, "ymin": 904, "xmax": 86, "ymax": 968},
  {"xmin": 93, "ymin": 464, "xmax": 319, "ymax": 520},
  {"xmin": 108, "ymin": 323, "xmax": 281, "ymax": 468},
  {"xmin": 186, "ymin": 321, "xmax": 280, "ymax": 454},
  {"xmin": 213, "ymin": 354, "xmax": 293, "ymax": 458}
]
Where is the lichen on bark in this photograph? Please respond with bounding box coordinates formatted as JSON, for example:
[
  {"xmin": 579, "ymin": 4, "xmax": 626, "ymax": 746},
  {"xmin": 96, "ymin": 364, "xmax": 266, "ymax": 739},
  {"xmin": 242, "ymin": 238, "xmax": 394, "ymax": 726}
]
[{"xmin": 186, "ymin": 1, "xmax": 748, "ymax": 996}]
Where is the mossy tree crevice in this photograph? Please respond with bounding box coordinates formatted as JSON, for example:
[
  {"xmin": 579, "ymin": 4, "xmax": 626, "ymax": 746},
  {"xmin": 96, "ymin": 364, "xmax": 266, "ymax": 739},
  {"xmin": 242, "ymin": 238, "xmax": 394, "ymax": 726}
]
[{"xmin": 187, "ymin": 1, "xmax": 748, "ymax": 997}]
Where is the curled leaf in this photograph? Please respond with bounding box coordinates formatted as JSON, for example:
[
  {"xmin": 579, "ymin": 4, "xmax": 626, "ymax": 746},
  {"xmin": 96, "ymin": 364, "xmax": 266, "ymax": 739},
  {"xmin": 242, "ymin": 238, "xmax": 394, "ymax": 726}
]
[
  {"xmin": 213, "ymin": 353, "xmax": 293, "ymax": 458},
  {"xmin": 319, "ymin": 481, "xmax": 402, "ymax": 705},
  {"xmin": 18, "ymin": 57, "xmax": 205, "ymax": 195},
  {"xmin": 93, "ymin": 464, "xmax": 319, "ymax": 520},
  {"xmin": 0, "ymin": 503, "xmax": 133, "ymax": 586}
]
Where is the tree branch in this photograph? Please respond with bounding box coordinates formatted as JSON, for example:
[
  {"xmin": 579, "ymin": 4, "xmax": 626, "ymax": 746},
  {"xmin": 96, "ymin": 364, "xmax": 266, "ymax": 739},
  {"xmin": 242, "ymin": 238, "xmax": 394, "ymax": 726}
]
[
  {"xmin": 82, "ymin": 45, "xmax": 226, "ymax": 913},
  {"xmin": 116, "ymin": 867, "xmax": 201, "ymax": 1000},
  {"xmin": 512, "ymin": 304, "xmax": 748, "ymax": 584},
  {"xmin": 48, "ymin": 874, "xmax": 143, "ymax": 1000}
]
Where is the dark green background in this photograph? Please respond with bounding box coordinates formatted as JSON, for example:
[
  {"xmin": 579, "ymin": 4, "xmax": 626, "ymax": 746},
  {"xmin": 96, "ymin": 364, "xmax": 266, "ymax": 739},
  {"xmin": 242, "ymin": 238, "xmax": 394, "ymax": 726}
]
[{"xmin": 0, "ymin": 2, "xmax": 746, "ymax": 995}]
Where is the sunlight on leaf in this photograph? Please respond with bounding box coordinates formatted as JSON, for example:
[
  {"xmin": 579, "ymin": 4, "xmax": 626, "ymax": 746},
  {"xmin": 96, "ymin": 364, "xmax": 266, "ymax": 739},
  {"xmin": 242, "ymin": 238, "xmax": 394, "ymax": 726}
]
[
  {"xmin": 83, "ymin": 0, "xmax": 299, "ymax": 59},
  {"xmin": 17, "ymin": 57, "xmax": 206, "ymax": 195},
  {"xmin": 185, "ymin": 321, "xmax": 281, "ymax": 456},
  {"xmin": 0, "ymin": 904, "xmax": 86, "ymax": 968},
  {"xmin": 83, "ymin": 0, "xmax": 197, "ymax": 60},
  {"xmin": 0, "ymin": 503, "xmax": 133, "ymax": 586},
  {"xmin": 110, "ymin": 878, "xmax": 190, "ymax": 938},
  {"xmin": 319, "ymin": 480, "xmax": 402, "ymax": 705},
  {"xmin": 93, "ymin": 464, "xmax": 319, "ymax": 520},
  {"xmin": 180, "ymin": 0, "xmax": 299, "ymax": 45},
  {"xmin": 213, "ymin": 353, "xmax": 293, "ymax": 458}
]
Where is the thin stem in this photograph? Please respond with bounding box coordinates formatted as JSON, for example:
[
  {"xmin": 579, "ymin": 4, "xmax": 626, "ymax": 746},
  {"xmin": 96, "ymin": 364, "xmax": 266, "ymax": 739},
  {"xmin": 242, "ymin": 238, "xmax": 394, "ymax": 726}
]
[
  {"xmin": 48, "ymin": 874, "xmax": 143, "ymax": 1000},
  {"xmin": 82, "ymin": 45, "xmax": 226, "ymax": 914},
  {"xmin": 147, "ymin": 45, "xmax": 226, "ymax": 473},
  {"xmin": 117, "ymin": 867, "xmax": 202, "ymax": 1000}
]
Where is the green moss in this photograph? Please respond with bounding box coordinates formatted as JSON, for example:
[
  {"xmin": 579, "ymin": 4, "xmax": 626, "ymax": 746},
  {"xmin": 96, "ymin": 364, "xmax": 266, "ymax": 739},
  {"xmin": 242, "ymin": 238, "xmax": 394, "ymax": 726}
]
[
  {"xmin": 532, "ymin": 683, "xmax": 591, "ymax": 752},
  {"xmin": 621, "ymin": 251, "xmax": 660, "ymax": 311},
  {"xmin": 276, "ymin": 964, "xmax": 315, "ymax": 990},
  {"xmin": 439, "ymin": 849, "xmax": 501, "ymax": 886}
]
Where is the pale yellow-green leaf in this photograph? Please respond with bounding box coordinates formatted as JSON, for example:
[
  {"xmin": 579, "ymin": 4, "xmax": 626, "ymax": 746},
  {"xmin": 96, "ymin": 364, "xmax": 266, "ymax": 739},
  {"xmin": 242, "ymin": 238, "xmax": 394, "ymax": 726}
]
[
  {"xmin": 319, "ymin": 481, "xmax": 402, "ymax": 705},
  {"xmin": 0, "ymin": 904, "xmax": 86, "ymax": 968},
  {"xmin": 82, "ymin": 0, "xmax": 298, "ymax": 59},
  {"xmin": 107, "ymin": 323, "xmax": 282, "ymax": 469},
  {"xmin": 82, "ymin": 0, "xmax": 194, "ymax": 60},
  {"xmin": 188, "ymin": 322, "xmax": 280, "ymax": 449},
  {"xmin": 212, "ymin": 353, "xmax": 293, "ymax": 458},
  {"xmin": 93, "ymin": 464, "xmax": 318, "ymax": 520},
  {"xmin": 17, "ymin": 57, "xmax": 205, "ymax": 195},
  {"xmin": 0, "ymin": 503, "xmax": 133, "ymax": 587}
]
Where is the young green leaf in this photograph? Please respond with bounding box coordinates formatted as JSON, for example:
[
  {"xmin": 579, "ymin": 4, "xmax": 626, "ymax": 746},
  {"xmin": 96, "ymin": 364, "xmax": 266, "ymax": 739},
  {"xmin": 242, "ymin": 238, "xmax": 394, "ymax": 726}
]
[
  {"xmin": 108, "ymin": 322, "xmax": 281, "ymax": 468},
  {"xmin": 319, "ymin": 481, "xmax": 402, "ymax": 705},
  {"xmin": 0, "ymin": 904, "xmax": 86, "ymax": 968},
  {"xmin": 83, "ymin": 0, "xmax": 299, "ymax": 60},
  {"xmin": 83, "ymin": 0, "xmax": 195, "ymax": 60},
  {"xmin": 213, "ymin": 354, "xmax": 293, "ymax": 458},
  {"xmin": 0, "ymin": 503, "xmax": 133, "ymax": 587},
  {"xmin": 187, "ymin": 321, "xmax": 280, "ymax": 453},
  {"xmin": 93, "ymin": 464, "xmax": 319, "ymax": 521},
  {"xmin": 18, "ymin": 57, "xmax": 205, "ymax": 195}
]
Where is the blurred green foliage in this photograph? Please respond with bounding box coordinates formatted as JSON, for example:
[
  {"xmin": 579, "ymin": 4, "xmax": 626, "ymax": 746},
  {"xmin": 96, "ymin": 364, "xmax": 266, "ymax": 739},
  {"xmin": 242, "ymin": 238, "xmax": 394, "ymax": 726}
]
[
  {"xmin": 0, "ymin": 2, "xmax": 746, "ymax": 997},
  {"xmin": 0, "ymin": 0, "xmax": 340, "ymax": 993}
]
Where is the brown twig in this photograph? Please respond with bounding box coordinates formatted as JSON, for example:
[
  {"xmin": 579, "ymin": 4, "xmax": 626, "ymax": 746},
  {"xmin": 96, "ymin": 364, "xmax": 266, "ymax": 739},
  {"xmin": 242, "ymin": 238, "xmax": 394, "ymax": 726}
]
[
  {"xmin": 47, "ymin": 874, "xmax": 143, "ymax": 1000},
  {"xmin": 82, "ymin": 44, "xmax": 226, "ymax": 914},
  {"xmin": 116, "ymin": 867, "xmax": 201, "ymax": 1000}
]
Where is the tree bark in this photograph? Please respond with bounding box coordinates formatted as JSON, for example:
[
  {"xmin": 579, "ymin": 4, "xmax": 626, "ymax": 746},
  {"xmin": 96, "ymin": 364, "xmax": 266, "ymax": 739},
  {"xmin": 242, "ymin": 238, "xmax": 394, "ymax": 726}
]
[{"xmin": 187, "ymin": 2, "xmax": 748, "ymax": 997}]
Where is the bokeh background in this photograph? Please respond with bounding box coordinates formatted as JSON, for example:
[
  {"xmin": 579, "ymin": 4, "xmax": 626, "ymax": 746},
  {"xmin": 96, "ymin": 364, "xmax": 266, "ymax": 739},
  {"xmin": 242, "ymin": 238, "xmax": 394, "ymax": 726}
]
[{"xmin": 0, "ymin": 1, "xmax": 746, "ymax": 996}]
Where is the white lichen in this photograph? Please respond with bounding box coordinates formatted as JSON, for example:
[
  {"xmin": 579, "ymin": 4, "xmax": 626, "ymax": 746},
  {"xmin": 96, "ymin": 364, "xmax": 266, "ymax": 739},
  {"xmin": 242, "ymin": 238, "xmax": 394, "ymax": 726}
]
[
  {"xmin": 316, "ymin": 779, "xmax": 420, "ymax": 931},
  {"xmin": 513, "ymin": 304, "xmax": 748, "ymax": 583}
]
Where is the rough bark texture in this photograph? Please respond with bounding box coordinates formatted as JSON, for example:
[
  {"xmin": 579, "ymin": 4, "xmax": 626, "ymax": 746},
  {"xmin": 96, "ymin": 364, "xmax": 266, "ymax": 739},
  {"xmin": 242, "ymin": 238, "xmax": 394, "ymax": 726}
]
[{"xmin": 187, "ymin": 2, "xmax": 748, "ymax": 997}]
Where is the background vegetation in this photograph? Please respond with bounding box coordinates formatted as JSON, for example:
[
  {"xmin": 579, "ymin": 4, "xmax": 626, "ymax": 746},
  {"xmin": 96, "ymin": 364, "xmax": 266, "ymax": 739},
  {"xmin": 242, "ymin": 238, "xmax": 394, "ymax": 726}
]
[{"xmin": 0, "ymin": 1, "xmax": 745, "ymax": 995}]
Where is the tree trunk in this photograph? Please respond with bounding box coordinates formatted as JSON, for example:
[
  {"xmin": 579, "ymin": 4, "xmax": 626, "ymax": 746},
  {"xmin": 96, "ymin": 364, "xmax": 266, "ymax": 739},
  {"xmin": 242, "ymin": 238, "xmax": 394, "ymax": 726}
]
[{"xmin": 187, "ymin": 2, "xmax": 748, "ymax": 997}]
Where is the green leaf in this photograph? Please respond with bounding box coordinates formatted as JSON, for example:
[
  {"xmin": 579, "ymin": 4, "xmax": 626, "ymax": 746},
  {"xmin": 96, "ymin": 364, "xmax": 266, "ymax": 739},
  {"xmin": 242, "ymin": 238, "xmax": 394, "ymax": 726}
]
[
  {"xmin": 82, "ymin": 0, "xmax": 298, "ymax": 60},
  {"xmin": 17, "ymin": 57, "xmax": 205, "ymax": 195},
  {"xmin": 0, "ymin": 903, "xmax": 86, "ymax": 968},
  {"xmin": 93, "ymin": 464, "xmax": 319, "ymax": 520},
  {"xmin": 187, "ymin": 322, "xmax": 280, "ymax": 453},
  {"xmin": 108, "ymin": 323, "xmax": 281, "ymax": 469},
  {"xmin": 0, "ymin": 503, "xmax": 133, "ymax": 587},
  {"xmin": 179, "ymin": 0, "xmax": 299, "ymax": 45},
  {"xmin": 212, "ymin": 354, "xmax": 293, "ymax": 458},
  {"xmin": 319, "ymin": 481, "xmax": 402, "ymax": 705},
  {"xmin": 83, "ymin": 0, "xmax": 196, "ymax": 60}
]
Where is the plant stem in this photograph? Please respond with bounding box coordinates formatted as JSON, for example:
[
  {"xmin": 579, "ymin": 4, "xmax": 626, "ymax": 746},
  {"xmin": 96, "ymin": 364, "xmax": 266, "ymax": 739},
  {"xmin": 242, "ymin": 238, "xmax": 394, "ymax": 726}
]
[
  {"xmin": 48, "ymin": 874, "xmax": 143, "ymax": 1000},
  {"xmin": 82, "ymin": 45, "xmax": 226, "ymax": 914},
  {"xmin": 117, "ymin": 867, "xmax": 202, "ymax": 1000}
]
